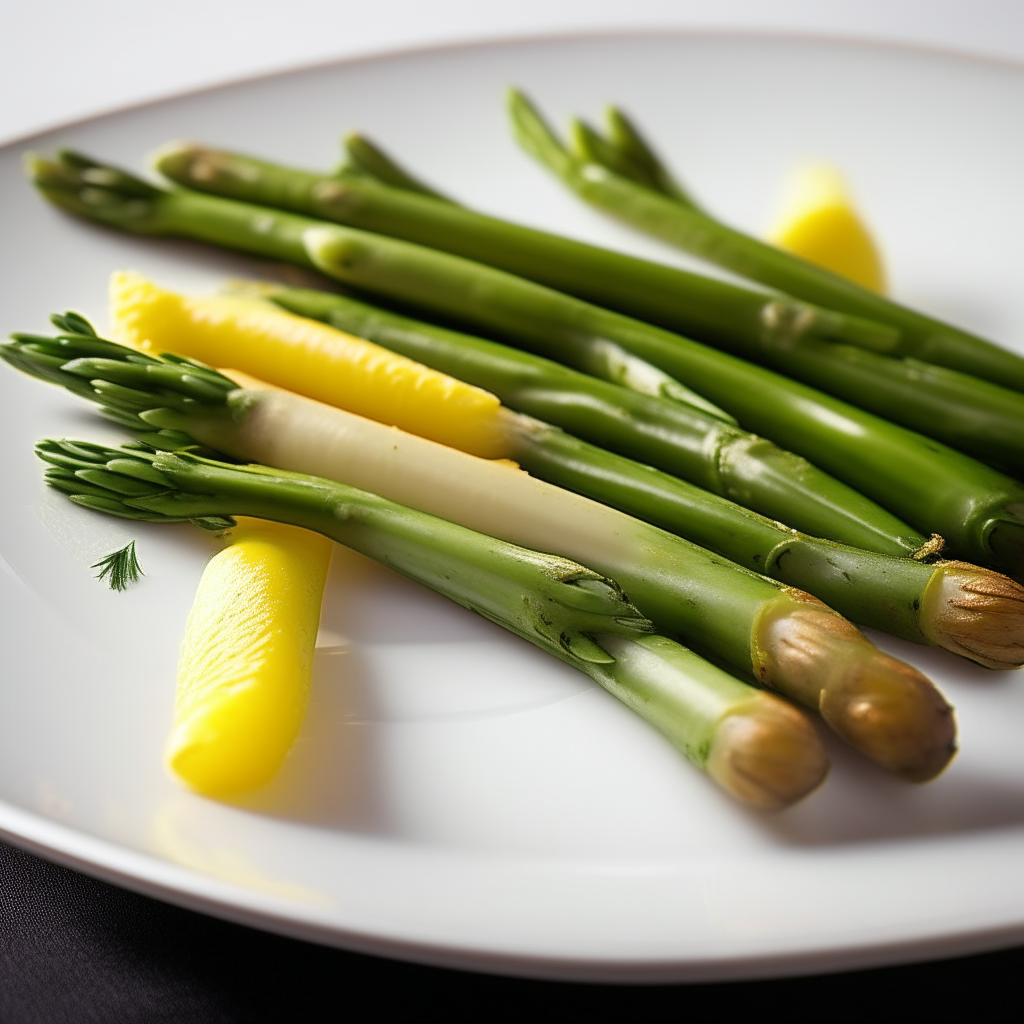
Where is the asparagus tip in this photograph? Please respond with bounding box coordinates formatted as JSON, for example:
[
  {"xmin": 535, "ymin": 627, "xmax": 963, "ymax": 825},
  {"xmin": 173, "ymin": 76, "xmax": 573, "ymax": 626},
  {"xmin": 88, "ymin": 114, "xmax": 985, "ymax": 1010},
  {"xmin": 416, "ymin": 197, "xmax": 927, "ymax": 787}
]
[
  {"xmin": 25, "ymin": 149, "xmax": 165, "ymax": 230},
  {"xmin": 706, "ymin": 693, "xmax": 829, "ymax": 811},
  {"xmin": 921, "ymin": 561, "xmax": 1024, "ymax": 669},
  {"xmin": 151, "ymin": 140, "xmax": 227, "ymax": 187}
]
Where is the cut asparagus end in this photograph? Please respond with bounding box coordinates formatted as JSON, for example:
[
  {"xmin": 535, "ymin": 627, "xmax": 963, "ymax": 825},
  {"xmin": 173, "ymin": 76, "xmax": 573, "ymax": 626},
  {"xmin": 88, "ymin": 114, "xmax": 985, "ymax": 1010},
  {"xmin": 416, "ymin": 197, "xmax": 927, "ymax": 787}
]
[
  {"xmin": 919, "ymin": 561, "xmax": 1024, "ymax": 669},
  {"xmin": 758, "ymin": 597, "xmax": 957, "ymax": 781},
  {"xmin": 151, "ymin": 139, "xmax": 202, "ymax": 172},
  {"xmin": 706, "ymin": 693, "xmax": 829, "ymax": 811},
  {"xmin": 820, "ymin": 649, "xmax": 957, "ymax": 783},
  {"xmin": 25, "ymin": 150, "xmax": 167, "ymax": 233},
  {"xmin": 594, "ymin": 632, "xmax": 828, "ymax": 811}
]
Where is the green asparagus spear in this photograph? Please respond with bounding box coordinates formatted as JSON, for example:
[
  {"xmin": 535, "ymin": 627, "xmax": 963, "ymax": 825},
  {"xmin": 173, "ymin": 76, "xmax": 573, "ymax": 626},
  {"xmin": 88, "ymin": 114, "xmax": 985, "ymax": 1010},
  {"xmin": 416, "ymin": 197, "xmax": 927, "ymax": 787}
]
[
  {"xmin": 37, "ymin": 437, "xmax": 831, "ymax": 809},
  {"xmin": 517, "ymin": 94, "xmax": 1024, "ymax": 393},
  {"xmin": 154, "ymin": 121, "xmax": 1024, "ymax": 473},
  {"xmin": 40, "ymin": 436, "xmax": 955, "ymax": 784},
  {"xmin": 11, "ymin": 313, "xmax": 1024, "ymax": 670},
  {"xmin": 7, "ymin": 319, "xmax": 957, "ymax": 777},
  {"xmin": 27, "ymin": 150, "xmax": 1024, "ymax": 575}
]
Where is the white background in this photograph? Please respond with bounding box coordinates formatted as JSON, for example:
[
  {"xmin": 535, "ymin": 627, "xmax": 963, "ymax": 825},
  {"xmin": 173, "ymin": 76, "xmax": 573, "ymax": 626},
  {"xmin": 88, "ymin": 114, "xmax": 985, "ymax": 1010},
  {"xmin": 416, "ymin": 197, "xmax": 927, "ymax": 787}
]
[{"xmin": 3, "ymin": 0, "xmax": 1024, "ymax": 146}]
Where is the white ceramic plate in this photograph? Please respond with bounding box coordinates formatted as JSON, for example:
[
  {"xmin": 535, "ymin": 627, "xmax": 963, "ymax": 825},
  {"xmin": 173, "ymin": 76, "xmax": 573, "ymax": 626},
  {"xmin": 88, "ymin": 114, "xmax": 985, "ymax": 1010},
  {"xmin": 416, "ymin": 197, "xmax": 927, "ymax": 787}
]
[{"xmin": 3, "ymin": 33, "xmax": 1024, "ymax": 983}]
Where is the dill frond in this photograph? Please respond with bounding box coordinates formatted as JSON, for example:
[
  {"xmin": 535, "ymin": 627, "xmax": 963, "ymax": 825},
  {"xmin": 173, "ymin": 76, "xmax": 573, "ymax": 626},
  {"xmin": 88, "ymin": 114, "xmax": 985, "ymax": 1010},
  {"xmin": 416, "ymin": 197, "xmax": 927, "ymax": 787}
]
[{"xmin": 91, "ymin": 540, "xmax": 144, "ymax": 592}]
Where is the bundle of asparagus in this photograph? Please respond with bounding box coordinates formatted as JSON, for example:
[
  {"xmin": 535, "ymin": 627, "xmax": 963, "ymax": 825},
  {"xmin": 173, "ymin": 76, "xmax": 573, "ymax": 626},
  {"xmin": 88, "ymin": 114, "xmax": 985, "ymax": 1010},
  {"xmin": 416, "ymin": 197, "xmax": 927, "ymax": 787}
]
[
  {"xmin": 110, "ymin": 272, "xmax": 925, "ymax": 559},
  {"xmin": 19, "ymin": 111, "xmax": 1024, "ymax": 796},
  {"xmin": 9, "ymin": 301, "xmax": 1024, "ymax": 673},
  {"xmin": 25, "ymin": 152, "xmax": 1024, "ymax": 576},
  {"xmin": 148, "ymin": 125, "xmax": 1024, "ymax": 475},
  {"xmin": 259, "ymin": 284, "xmax": 1024, "ymax": 669},
  {"xmin": 5, "ymin": 316, "xmax": 957, "ymax": 779}
]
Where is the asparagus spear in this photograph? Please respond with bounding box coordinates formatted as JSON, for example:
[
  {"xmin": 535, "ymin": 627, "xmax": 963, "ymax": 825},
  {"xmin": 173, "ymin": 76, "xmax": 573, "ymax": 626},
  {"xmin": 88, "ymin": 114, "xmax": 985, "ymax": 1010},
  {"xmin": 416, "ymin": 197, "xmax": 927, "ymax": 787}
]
[
  {"xmin": 7, "ymin": 324, "xmax": 957, "ymax": 777},
  {"xmin": 10, "ymin": 315, "xmax": 1022, "ymax": 667},
  {"xmin": 513, "ymin": 94, "xmax": 1024, "ymax": 393},
  {"xmin": 37, "ymin": 438, "xmax": 830, "ymax": 810},
  {"xmin": 27, "ymin": 151, "xmax": 1024, "ymax": 575},
  {"xmin": 111, "ymin": 271, "xmax": 925, "ymax": 559}
]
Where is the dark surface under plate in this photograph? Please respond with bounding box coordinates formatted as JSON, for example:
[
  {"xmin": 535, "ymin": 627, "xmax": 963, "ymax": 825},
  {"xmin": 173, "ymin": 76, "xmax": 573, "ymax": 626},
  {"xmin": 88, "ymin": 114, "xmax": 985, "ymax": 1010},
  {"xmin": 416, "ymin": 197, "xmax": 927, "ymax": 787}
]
[{"xmin": 0, "ymin": 839, "xmax": 1019, "ymax": 1024}]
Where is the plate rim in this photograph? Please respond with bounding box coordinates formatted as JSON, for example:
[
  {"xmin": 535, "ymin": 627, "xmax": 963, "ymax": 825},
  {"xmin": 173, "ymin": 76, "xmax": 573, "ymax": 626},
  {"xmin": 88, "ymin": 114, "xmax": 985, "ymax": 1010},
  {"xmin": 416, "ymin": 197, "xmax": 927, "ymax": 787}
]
[
  {"xmin": 6, "ymin": 24, "xmax": 1024, "ymax": 151},
  {"xmin": 5, "ymin": 798, "xmax": 1024, "ymax": 984}
]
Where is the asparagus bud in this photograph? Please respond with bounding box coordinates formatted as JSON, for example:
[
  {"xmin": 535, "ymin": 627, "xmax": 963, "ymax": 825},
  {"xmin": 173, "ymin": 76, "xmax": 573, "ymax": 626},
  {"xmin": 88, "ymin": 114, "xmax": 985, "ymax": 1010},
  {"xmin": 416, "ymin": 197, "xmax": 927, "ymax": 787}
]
[
  {"xmin": 919, "ymin": 561, "xmax": 1024, "ymax": 670},
  {"xmin": 25, "ymin": 151, "xmax": 167, "ymax": 233},
  {"xmin": 757, "ymin": 596, "xmax": 956, "ymax": 782},
  {"xmin": 341, "ymin": 132, "xmax": 452, "ymax": 202}
]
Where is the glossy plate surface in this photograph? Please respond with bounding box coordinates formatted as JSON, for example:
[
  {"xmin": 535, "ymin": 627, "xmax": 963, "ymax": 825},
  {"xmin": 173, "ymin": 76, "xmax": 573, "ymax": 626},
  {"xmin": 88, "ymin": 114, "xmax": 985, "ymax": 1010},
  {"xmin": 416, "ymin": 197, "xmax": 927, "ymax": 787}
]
[{"xmin": 2, "ymin": 33, "xmax": 1024, "ymax": 982}]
